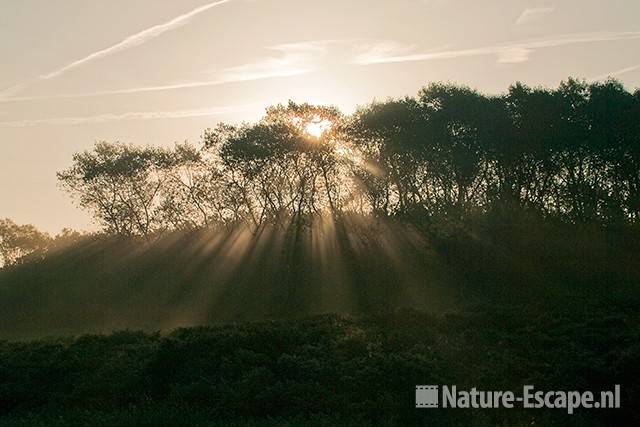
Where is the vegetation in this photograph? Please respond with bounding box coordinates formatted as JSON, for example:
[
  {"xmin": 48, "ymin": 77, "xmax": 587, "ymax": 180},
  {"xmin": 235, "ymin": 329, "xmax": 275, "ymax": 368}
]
[
  {"xmin": 54, "ymin": 79, "xmax": 640, "ymax": 238},
  {"xmin": 0, "ymin": 209, "xmax": 638, "ymax": 337},
  {"xmin": 0, "ymin": 220, "xmax": 51, "ymax": 267},
  {"xmin": 0, "ymin": 308, "xmax": 638, "ymax": 427},
  {"xmin": 1, "ymin": 78, "xmax": 640, "ymax": 425},
  {"xmin": 0, "ymin": 220, "xmax": 86, "ymax": 268}
]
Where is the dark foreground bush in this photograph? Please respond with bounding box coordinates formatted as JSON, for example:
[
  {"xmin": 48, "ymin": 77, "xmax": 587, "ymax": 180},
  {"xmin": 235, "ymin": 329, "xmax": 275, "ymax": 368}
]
[{"xmin": 0, "ymin": 307, "xmax": 638, "ymax": 426}]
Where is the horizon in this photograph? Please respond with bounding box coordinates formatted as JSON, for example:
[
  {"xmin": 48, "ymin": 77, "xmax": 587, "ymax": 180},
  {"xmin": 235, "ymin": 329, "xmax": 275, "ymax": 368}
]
[{"xmin": 2, "ymin": 0, "xmax": 640, "ymax": 234}]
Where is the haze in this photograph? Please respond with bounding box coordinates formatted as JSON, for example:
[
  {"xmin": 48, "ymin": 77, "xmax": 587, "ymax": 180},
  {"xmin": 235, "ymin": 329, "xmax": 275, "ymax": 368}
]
[{"xmin": 1, "ymin": 0, "xmax": 639, "ymax": 233}]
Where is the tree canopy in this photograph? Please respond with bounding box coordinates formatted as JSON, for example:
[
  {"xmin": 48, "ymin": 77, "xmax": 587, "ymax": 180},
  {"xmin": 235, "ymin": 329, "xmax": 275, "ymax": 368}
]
[{"xmin": 57, "ymin": 79, "xmax": 640, "ymax": 236}]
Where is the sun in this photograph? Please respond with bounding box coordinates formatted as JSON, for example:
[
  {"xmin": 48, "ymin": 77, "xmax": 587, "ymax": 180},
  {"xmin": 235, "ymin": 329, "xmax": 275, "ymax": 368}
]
[{"xmin": 303, "ymin": 116, "xmax": 333, "ymax": 138}]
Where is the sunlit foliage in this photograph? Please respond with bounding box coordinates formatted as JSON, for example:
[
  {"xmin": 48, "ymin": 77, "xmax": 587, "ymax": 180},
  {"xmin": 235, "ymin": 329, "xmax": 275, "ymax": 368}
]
[{"xmin": 56, "ymin": 80, "xmax": 640, "ymax": 237}]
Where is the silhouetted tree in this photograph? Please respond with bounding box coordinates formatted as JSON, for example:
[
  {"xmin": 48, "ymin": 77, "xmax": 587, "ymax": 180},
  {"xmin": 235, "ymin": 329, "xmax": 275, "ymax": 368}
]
[
  {"xmin": 0, "ymin": 218, "xmax": 51, "ymax": 267},
  {"xmin": 57, "ymin": 79, "xmax": 640, "ymax": 235},
  {"xmin": 57, "ymin": 142, "xmax": 174, "ymax": 237}
]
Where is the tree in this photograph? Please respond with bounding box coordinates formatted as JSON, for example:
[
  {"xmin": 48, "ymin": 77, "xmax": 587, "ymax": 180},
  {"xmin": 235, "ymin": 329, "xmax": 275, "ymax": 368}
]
[
  {"xmin": 586, "ymin": 79, "xmax": 640, "ymax": 222},
  {"xmin": 0, "ymin": 218, "xmax": 51, "ymax": 267},
  {"xmin": 347, "ymin": 98, "xmax": 425, "ymax": 216},
  {"xmin": 417, "ymin": 83, "xmax": 490, "ymax": 216},
  {"xmin": 56, "ymin": 79, "xmax": 640, "ymax": 234},
  {"xmin": 58, "ymin": 142, "xmax": 174, "ymax": 237},
  {"xmin": 209, "ymin": 102, "xmax": 350, "ymax": 227}
]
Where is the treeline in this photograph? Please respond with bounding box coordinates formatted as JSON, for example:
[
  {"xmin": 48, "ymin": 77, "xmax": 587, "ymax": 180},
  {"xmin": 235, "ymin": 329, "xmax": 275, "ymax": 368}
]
[
  {"xmin": 0, "ymin": 218, "xmax": 83, "ymax": 267},
  {"xmin": 57, "ymin": 78, "xmax": 640, "ymax": 237}
]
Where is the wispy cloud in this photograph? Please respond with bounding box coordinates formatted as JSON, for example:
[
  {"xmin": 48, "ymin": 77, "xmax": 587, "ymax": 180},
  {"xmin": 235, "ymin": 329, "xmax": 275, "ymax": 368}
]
[
  {"xmin": 515, "ymin": 7, "xmax": 555, "ymax": 26},
  {"xmin": 589, "ymin": 63, "xmax": 640, "ymax": 81},
  {"xmin": 0, "ymin": 83, "xmax": 29, "ymax": 100},
  {"xmin": 214, "ymin": 43, "xmax": 321, "ymax": 83},
  {"xmin": 41, "ymin": 0, "xmax": 233, "ymax": 80},
  {"xmin": 0, "ymin": 104, "xmax": 254, "ymax": 127},
  {"xmin": 268, "ymin": 40, "xmax": 333, "ymax": 53},
  {"xmin": 496, "ymin": 47, "xmax": 532, "ymax": 64},
  {"xmin": 0, "ymin": 43, "xmax": 320, "ymax": 102},
  {"xmin": 0, "ymin": 0, "xmax": 234, "ymax": 101},
  {"xmin": 353, "ymin": 31, "xmax": 640, "ymax": 65},
  {"xmin": 351, "ymin": 40, "xmax": 421, "ymax": 66}
]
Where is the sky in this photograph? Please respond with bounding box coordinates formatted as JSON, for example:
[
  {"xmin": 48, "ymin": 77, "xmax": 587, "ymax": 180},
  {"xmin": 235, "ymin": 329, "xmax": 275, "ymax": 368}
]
[{"xmin": 1, "ymin": 0, "xmax": 639, "ymax": 233}]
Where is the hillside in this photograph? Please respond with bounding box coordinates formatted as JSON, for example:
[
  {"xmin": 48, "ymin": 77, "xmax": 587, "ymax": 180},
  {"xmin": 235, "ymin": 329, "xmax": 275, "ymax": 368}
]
[
  {"xmin": 1, "ymin": 215, "xmax": 639, "ymax": 340},
  {"xmin": 1, "ymin": 309, "xmax": 638, "ymax": 426}
]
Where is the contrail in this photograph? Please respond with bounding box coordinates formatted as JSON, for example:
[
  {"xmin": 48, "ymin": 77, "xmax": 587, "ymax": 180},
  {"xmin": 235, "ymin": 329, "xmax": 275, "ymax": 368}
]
[
  {"xmin": 1, "ymin": 67, "xmax": 309, "ymax": 102},
  {"xmin": 514, "ymin": 7, "xmax": 555, "ymax": 26},
  {"xmin": 40, "ymin": 0, "xmax": 233, "ymax": 80},
  {"xmin": 353, "ymin": 31, "xmax": 640, "ymax": 65},
  {"xmin": 0, "ymin": 44, "xmax": 315, "ymax": 102},
  {"xmin": 0, "ymin": 104, "xmax": 257, "ymax": 127},
  {"xmin": 589, "ymin": 63, "xmax": 640, "ymax": 81}
]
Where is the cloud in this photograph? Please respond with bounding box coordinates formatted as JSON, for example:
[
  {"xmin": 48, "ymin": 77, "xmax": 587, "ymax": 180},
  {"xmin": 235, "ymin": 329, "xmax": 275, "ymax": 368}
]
[
  {"xmin": 0, "ymin": 42, "xmax": 322, "ymax": 102},
  {"xmin": 351, "ymin": 40, "xmax": 420, "ymax": 66},
  {"xmin": 352, "ymin": 31, "xmax": 640, "ymax": 65},
  {"xmin": 496, "ymin": 47, "xmax": 532, "ymax": 64},
  {"xmin": 589, "ymin": 63, "xmax": 640, "ymax": 81},
  {"xmin": 40, "ymin": 0, "xmax": 233, "ymax": 80},
  {"xmin": 216, "ymin": 43, "xmax": 323, "ymax": 82},
  {"xmin": 0, "ymin": 0, "xmax": 234, "ymax": 101},
  {"xmin": 0, "ymin": 104, "xmax": 254, "ymax": 127},
  {"xmin": 0, "ymin": 83, "xmax": 29, "ymax": 101},
  {"xmin": 268, "ymin": 40, "xmax": 332, "ymax": 53},
  {"xmin": 515, "ymin": 7, "xmax": 555, "ymax": 26}
]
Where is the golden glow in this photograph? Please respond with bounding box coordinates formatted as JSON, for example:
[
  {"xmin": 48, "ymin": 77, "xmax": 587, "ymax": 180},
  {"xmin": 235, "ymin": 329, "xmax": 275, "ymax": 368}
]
[
  {"xmin": 304, "ymin": 116, "xmax": 333, "ymax": 138},
  {"xmin": 335, "ymin": 144, "xmax": 363, "ymax": 166}
]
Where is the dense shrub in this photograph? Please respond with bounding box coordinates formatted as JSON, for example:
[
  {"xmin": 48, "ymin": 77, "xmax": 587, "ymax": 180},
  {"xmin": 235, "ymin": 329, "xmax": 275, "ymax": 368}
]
[{"xmin": 0, "ymin": 308, "xmax": 638, "ymax": 426}]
